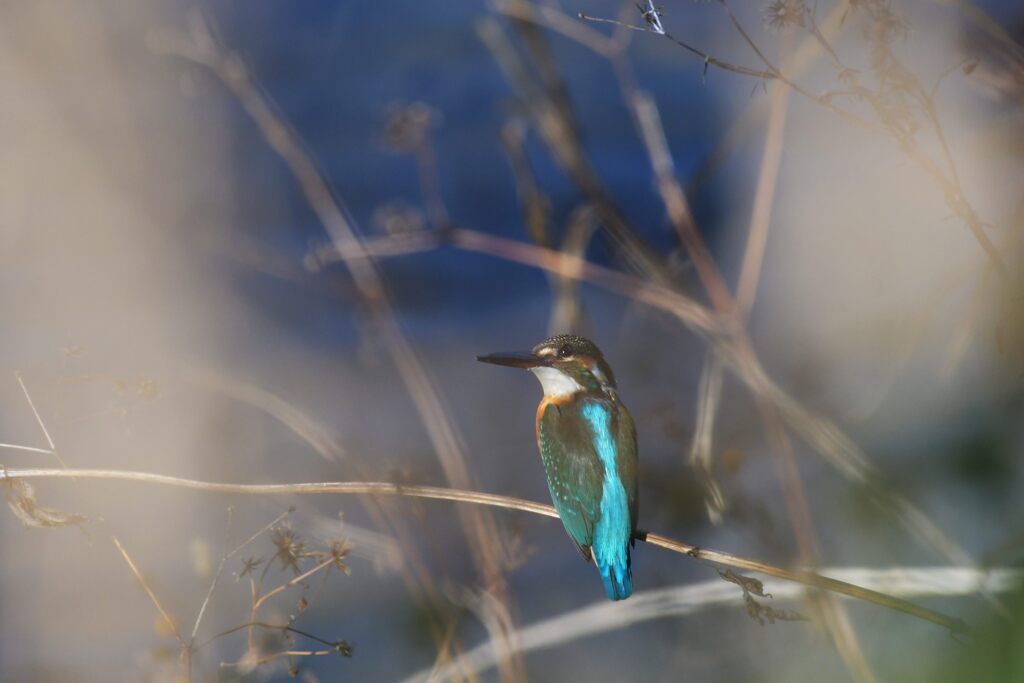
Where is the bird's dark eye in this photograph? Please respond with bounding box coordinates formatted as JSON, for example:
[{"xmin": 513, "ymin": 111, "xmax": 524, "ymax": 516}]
[{"xmin": 558, "ymin": 343, "xmax": 573, "ymax": 358}]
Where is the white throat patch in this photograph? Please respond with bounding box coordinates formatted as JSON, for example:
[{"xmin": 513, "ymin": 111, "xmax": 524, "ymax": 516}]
[{"xmin": 530, "ymin": 366, "xmax": 583, "ymax": 398}]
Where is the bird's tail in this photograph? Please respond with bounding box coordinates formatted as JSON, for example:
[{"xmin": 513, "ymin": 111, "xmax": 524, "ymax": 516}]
[{"xmin": 597, "ymin": 547, "xmax": 633, "ymax": 601}]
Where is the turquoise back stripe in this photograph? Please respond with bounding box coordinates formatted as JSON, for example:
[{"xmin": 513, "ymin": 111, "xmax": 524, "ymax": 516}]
[{"xmin": 580, "ymin": 402, "xmax": 633, "ymax": 600}]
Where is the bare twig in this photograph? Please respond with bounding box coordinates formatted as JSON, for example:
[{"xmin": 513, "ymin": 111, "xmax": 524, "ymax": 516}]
[
  {"xmin": 577, "ymin": 12, "xmax": 779, "ymax": 79},
  {"xmin": 549, "ymin": 206, "xmax": 601, "ymax": 334},
  {"xmin": 0, "ymin": 466, "xmax": 969, "ymax": 634},
  {"xmin": 16, "ymin": 372, "xmax": 67, "ymax": 468},
  {"xmin": 112, "ymin": 535, "xmax": 190, "ymax": 676},
  {"xmin": 689, "ymin": 350, "xmax": 727, "ymax": 523},
  {"xmin": 630, "ymin": 90, "xmax": 736, "ymax": 316},
  {"xmin": 196, "ymin": 621, "xmax": 350, "ymax": 655},
  {"xmin": 736, "ymin": 61, "xmax": 790, "ymax": 317},
  {"xmin": 0, "ymin": 442, "xmax": 53, "ymax": 455},
  {"xmin": 253, "ymin": 556, "xmax": 337, "ymax": 611}
]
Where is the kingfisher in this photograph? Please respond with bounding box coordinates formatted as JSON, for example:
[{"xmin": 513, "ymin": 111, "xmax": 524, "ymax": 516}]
[{"xmin": 478, "ymin": 334, "xmax": 638, "ymax": 600}]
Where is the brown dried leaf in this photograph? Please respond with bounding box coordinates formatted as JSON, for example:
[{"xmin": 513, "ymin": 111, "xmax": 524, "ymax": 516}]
[
  {"xmin": 3, "ymin": 477, "xmax": 87, "ymax": 528},
  {"xmin": 717, "ymin": 568, "xmax": 807, "ymax": 625}
]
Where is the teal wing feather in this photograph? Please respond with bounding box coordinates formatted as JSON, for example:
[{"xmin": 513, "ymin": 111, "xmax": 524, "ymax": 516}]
[
  {"xmin": 537, "ymin": 401, "xmax": 604, "ymax": 559},
  {"xmin": 615, "ymin": 402, "xmax": 639, "ymax": 542}
]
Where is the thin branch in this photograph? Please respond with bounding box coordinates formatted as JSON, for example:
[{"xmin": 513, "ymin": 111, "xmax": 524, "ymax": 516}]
[
  {"xmin": 736, "ymin": 62, "xmax": 790, "ymax": 317},
  {"xmin": 578, "ymin": 12, "xmax": 778, "ymax": 80},
  {"xmin": 15, "ymin": 372, "xmax": 67, "ymax": 468},
  {"xmin": 689, "ymin": 350, "xmax": 727, "ymax": 523},
  {"xmin": 716, "ymin": 0, "xmax": 776, "ymax": 73},
  {"xmin": 197, "ymin": 621, "xmax": 348, "ymax": 654},
  {"xmin": 630, "ymin": 90, "xmax": 736, "ymax": 316},
  {"xmin": 0, "ymin": 442, "xmax": 53, "ymax": 455},
  {"xmin": 1, "ymin": 466, "xmax": 968, "ymax": 634},
  {"xmin": 447, "ymin": 228, "xmax": 722, "ymax": 335},
  {"xmin": 253, "ymin": 556, "xmax": 336, "ymax": 611},
  {"xmin": 112, "ymin": 535, "xmax": 190, "ymax": 676},
  {"xmin": 190, "ymin": 507, "xmax": 236, "ymax": 641}
]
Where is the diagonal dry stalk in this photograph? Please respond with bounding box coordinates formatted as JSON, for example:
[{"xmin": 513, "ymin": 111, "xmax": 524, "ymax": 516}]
[
  {"xmin": 0, "ymin": 466, "xmax": 969, "ymax": 634},
  {"xmin": 629, "ymin": 91, "xmax": 736, "ymax": 315},
  {"xmin": 151, "ymin": 14, "xmax": 524, "ymax": 682},
  {"xmin": 689, "ymin": 349, "xmax": 728, "ymax": 522},
  {"xmin": 112, "ymin": 535, "xmax": 192, "ymax": 677},
  {"xmin": 15, "ymin": 372, "xmax": 67, "ymax": 468},
  {"xmin": 736, "ymin": 64, "xmax": 790, "ymax": 318},
  {"xmin": 0, "ymin": 442, "xmax": 53, "ymax": 455}
]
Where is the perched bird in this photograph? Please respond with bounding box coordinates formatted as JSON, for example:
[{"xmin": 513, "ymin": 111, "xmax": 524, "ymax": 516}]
[{"xmin": 478, "ymin": 334, "xmax": 638, "ymax": 600}]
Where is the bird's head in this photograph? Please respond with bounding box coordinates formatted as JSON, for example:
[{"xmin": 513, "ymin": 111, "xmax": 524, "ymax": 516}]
[{"xmin": 477, "ymin": 334, "xmax": 616, "ymax": 399}]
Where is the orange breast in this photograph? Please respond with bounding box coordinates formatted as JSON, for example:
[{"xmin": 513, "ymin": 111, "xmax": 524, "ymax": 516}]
[{"xmin": 535, "ymin": 394, "xmax": 573, "ymax": 437}]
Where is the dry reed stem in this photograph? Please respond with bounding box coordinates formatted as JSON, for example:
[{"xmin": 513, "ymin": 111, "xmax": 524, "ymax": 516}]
[
  {"xmin": 0, "ymin": 466, "xmax": 967, "ymax": 634},
  {"xmin": 689, "ymin": 350, "xmax": 727, "ymax": 523},
  {"xmin": 0, "ymin": 442, "xmax": 52, "ymax": 455},
  {"xmin": 736, "ymin": 62, "xmax": 790, "ymax": 317},
  {"xmin": 630, "ymin": 91, "xmax": 736, "ymax": 315}
]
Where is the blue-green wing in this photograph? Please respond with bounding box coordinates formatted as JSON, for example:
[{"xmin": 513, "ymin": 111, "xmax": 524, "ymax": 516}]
[
  {"xmin": 537, "ymin": 401, "xmax": 604, "ymax": 559},
  {"xmin": 615, "ymin": 402, "xmax": 639, "ymax": 540}
]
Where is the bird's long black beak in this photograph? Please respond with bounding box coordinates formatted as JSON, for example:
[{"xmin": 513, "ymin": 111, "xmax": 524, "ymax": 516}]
[{"xmin": 476, "ymin": 351, "xmax": 549, "ymax": 369}]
